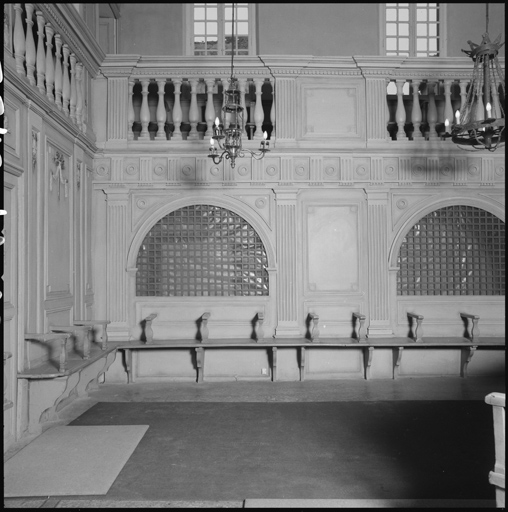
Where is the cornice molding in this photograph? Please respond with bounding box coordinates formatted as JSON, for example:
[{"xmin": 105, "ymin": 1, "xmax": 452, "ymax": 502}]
[{"xmin": 38, "ymin": 3, "xmax": 105, "ymax": 76}]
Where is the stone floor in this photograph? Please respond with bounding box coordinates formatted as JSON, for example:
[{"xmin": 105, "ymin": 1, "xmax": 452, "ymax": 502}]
[{"xmin": 4, "ymin": 376, "xmax": 505, "ymax": 508}]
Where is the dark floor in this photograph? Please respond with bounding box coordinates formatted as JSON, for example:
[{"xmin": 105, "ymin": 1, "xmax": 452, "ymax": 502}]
[{"xmin": 4, "ymin": 376, "xmax": 505, "ymax": 508}]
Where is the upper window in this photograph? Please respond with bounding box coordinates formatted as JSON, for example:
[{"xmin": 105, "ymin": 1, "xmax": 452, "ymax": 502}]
[
  {"xmin": 384, "ymin": 3, "xmax": 442, "ymax": 57},
  {"xmin": 186, "ymin": 3, "xmax": 255, "ymax": 56},
  {"xmin": 397, "ymin": 206, "xmax": 505, "ymax": 296}
]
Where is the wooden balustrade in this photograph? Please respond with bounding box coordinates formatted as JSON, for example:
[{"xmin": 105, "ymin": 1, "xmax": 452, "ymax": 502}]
[
  {"xmin": 10, "ymin": 3, "xmax": 88, "ymax": 130},
  {"xmin": 127, "ymin": 76, "xmax": 275, "ymax": 142}
]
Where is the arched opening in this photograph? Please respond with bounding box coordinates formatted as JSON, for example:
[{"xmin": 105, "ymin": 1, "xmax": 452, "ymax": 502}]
[{"xmin": 135, "ymin": 204, "xmax": 270, "ymax": 297}]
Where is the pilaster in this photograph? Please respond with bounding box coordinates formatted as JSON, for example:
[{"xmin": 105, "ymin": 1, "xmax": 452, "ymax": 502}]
[
  {"xmin": 105, "ymin": 188, "xmax": 130, "ymax": 339},
  {"xmin": 366, "ymin": 190, "xmax": 393, "ymax": 337},
  {"xmin": 274, "ymin": 78, "xmax": 296, "ymax": 141},
  {"xmin": 274, "ymin": 189, "xmax": 300, "ymax": 337},
  {"xmin": 107, "ymin": 77, "xmax": 128, "ymax": 141}
]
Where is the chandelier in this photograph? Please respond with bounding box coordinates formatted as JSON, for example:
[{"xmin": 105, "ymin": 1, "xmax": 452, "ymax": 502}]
[
  {"xmin": 208, "ymin": 3, "xmax": 270, "ymax": 168},
  {"xmin": 450, "ymin": 4, "xmax": 505, "ymax": 151}
]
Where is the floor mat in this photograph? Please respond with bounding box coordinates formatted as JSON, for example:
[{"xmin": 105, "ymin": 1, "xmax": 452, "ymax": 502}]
[
  {"xmin": 68, "ymin": 401, "xmax": 495, "ymax": 501},
  {"xmin": 4, "ymin": 425, "xmax": 149, "ymax": 497}
]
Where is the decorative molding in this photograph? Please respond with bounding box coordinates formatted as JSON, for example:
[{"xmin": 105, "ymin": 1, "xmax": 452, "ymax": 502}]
[{"xmin": 50, "ymin": 151, "xmax": 68, "ymax": 199}]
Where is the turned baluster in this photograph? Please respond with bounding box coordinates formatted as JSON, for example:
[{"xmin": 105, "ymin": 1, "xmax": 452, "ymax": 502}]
[
  {"xmin": 13, "ymin": 4, "xmax": 26, "ymax": 76},
  {"xmin": 45, "ymin": 23, "xmax": 54, "ymax": 102},
  {"xmin": 139, "ymin": 79, "xmax": 151, "ymax": 139},
  {"xmin": 253, "ymin": 78, "xmax": 265, "ymax": 140},
  {"xmin": 80, "ymin": 69, "xmax": 87, "ymax": 134},
  {"xmin": 144, "ymin": 314, "xmax": 157, "ymax": 344},
  {"xmin": 62, "ymin": 44, "xmax": 70, "ymax": 115},
  {"xmin": 386, "ymin": 78, "xmax": 392, "ymax": 139},
  {"xmin": 426, "ymin": 81, "xmax": 439, "ymax": 140},
  {"xmin": 171, "ymin": 78, "xmax": 183, "ymax": 140},
  {"xmin": 204, "ymin": 78, "xmax": 216, "ymax": 139},
  {"xmin": 443, "ymin": 80, "xmax": 454, "ymax": 136},
  {"xmin": 269, "ymin": 78, "xmax": 275, "ymax": 139},
  {"xmin": 238, "ymin": 77, "xmax": 248, "ymax": 137},
  {"xmin": 407, "ymin": 312, "xmax": 424, "ymax": 342},
  {"xmin": 128, "ymin": 79, "xmax": 135, "ymax": 140},
  {"xmin": 54, "ymin": 34, "xmax": 63, "ymax": 110},
  {"xmin": 353, "ymin": 312, "xmax": 367, "ymax": 342},
  {"xmin": 69, "ymin": 53, "xmax": 77, "ymax": 123},
  {"xmin": 411, "ymin": 80, "xmax": 423, "ymax": 139},
  {"xmin": 35, "ymin": 11, "xmax": 46, "ymax": 95},
  {"xmin": 75, "ymin": 62, "xmax": 83, "ymax": 127},
  {"xmin": 395, "ymin": 79, "xmax": 408, "ymax": 141},
  {"xmin": 155, "ymin": 79, "xmax": 167, "ymax": 140},
  {"xmin": 188, "ymin": 78, "xmax": 200, "ymax": 140},
  {"xmin": 25, "ymin": 3, "xmax": 37, "ymax": 86}
]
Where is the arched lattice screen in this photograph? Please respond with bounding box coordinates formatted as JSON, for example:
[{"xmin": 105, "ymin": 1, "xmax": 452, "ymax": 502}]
[
  {"xmin": 397, "ymin": 206, "xmax": 505, "ymax": 295},
  {"xmin": 136, "ymin": 205, "xmax": 269, "ymax": 296}
]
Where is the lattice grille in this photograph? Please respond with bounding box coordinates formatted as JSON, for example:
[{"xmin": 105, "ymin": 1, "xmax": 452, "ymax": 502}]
[
  {"xmin": 136, "ymin": 205, "xmax": 269, "ymax": 296},
  {"xmin": 397, "ymin": 206, "xmax": 505, "ymax": 295}
]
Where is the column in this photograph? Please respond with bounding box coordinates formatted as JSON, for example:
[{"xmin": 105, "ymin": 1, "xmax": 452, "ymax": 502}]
[
  {"xmin": 395, "ymin": 79, "xmax": 408, "ymax": 141},
  {"xmin": 275, "ymin": 78, "xmax": 297, "ymax": 141},
  {"xmin": 155, "ymin": 79, "xmax": 167, "ymax": 140},
  {"xmin": 45, "ymin": 23, "xmax": 54, "ymax": 102},
  {"xmin": 69, "ymin": 53, "xmax": 77, "ymax": 123},
  {"xmin": 105, "ymin": 189, "xmax": 130, "ymax": 340},
  {"xmin": 25, "ymin": 3, "xmax": 37, "ymax": 86},
  {"xmin": 366, "ymin": 191, "xmax": 393, "ymax": 337},
  {"xmin": 411, "ymin": 79, "xmax": 423, "ymax": 139},
  {"xmin": 171, "ymin": 78, "xmax": 183, "ymax": 140},
  {"xmin": 204, "ymin": 78, "xmax": 216, "ymax": 139},
  {"xmin": 274, "ymin": 190, "xmax": 300, "ymax": 337},
  {"xmin": 188, "ymin": 78, "xmax": 200, "ymax": 140},
  {"xmin": 253, "ymin": 78, "xmax": 265, "ymax": 140},
  {"xmin": 35, "ymin": 11, "xmax": 46, "ymax": 95},
  {"xmin": 62, "ymin": 43, "xmax": 70, "ymax": 115},
  {"xmin": 139, "ymin": 79, "xmax": 150, "ymax": 140},
  {"xmin": 54, "ymin": 34, "xmax": 63, "ymax": 110},
  {"xmin": 13, "ymin": 4, "xmax": 26, "ymax": 76}
]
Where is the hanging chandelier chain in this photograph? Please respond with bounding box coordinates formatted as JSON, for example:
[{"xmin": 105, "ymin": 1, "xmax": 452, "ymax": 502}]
[{"xmin": 230, "ymin": 2, "xmax": 235, "ymax": 80}]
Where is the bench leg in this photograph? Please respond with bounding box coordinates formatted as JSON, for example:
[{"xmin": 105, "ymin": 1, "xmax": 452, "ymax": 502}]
[
  {"xmin": 271, "ymin": 347, "xmax": 277, "ymax": 382},
  {"xmin": 364, "ymin": 347, "xmax": 374, "ymax": 380},
  {"xmin": 461, "ymin": 346, "xmax": 477, "ymax": 378},
  {"xmin": 196, "ymin": 347, "xmax": 205, "ymax": 383},
  {"xmin": 393, "ymin": 347, "xmax": 404, "ymax": 379},
  {"xmin": 300, "ymin": 347, "xmax": 305, "ymax": 382},
  {"xmin": 124, "ymin": 349, "xmax": 133, "ymax": 384}
]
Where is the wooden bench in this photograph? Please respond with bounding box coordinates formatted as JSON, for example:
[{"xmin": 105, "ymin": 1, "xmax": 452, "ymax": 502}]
[
  {"xmin": 485, "ymin": 392, "xmax": 505, "ymax": 508},
  {"xmin": 115, "ymin": 310, "xmax": 504, "ymax": 383}
]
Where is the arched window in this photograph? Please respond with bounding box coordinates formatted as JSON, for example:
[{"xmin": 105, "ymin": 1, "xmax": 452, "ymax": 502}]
[
  {"xmin": 136, "ymin": 205, "xmax": 269, "ymax": 297},
  {"xmin": 397, "ymin": 206, "xmax": 504, "ymax": 295}
]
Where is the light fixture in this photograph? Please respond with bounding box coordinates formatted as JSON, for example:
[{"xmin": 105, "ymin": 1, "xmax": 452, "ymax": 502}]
[
  {"xmin": 450, "ymin": 4, "xmax": 505, "ymax": 151},
  {"xmin": 208, "ymin": 3, "xmax": 270, "ymax": 168}
]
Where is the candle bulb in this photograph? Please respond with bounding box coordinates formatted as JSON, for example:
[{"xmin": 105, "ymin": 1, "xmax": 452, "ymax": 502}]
[
  {"xmin": 486, "ymin": 102, "xmax": 492, "ymax": 117},
  {"xmin": 444, "ymin": 119, "xmax": 450, "ymax": 133},
  {"xmin": 214, "ymin": 117, "xmax": 220, "ymax": 136},
  {"xmin": 209, "ymin": 138, "xmax": 215, "ymax": 151},
  {"xmin": 455, "ymin": 110, "xmax": 460, "ymax": 125}
]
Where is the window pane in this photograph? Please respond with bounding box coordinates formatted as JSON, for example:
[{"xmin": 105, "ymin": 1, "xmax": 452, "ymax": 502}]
[
  {"xmin": 399, "ymin": 38, "xmax": 409, "ymax": 51},
  {"xmin": 417, "ymin": 39, "xmax": 427, "ymax": 51},
  {"xmin": 237, "ymin": 35, "xmax": 248, "ymax": 50},
  {"xmin": 386, "ymin": 8, "xmax": 397, "ymax": 21},
  {"xmin": 428, "ymin": 9, "xmax": 437, "ymax": 21},
  {"xmin": 207, "ymin": 7, "xmax": 217, "ymax": 20},
  {"xmin": 207, "ymin": 22, "xmax": 217, "ymax": 35},
  {"xmin": 237, "ymin": 6, "xmax": 249, "ymax": 20},
  {"xmin": 399, "ymin": 24, "xmax": 409, "ymax": 36},
  {"xmin": 428, "ymin": 23, "xmax": 437, "ymax": 36},
  {"xmin": 399, "ymin": 8, "xmax": 409, "ymax": 21},
  {"xmin": 237, "ymin": 21, "xmax": 248, "ymax": 35},
  {"xmin": 429, "ymin": 39, "xmax": 437, "ymax": 51},
  {"xmin": 195, "ymin": 7, "xmax": 205, "ymax": 20},
  {"xmin": 417, "ymin": 24, "xmax": 427, "ymax": 36},
  {"xmin": 386, "ymin": 38, "xmax": 397, "ymax": 51},
  {"xmin": 417, "ymin": 9, "xmax": 427, "ymax": 21},
  {"xmin": 195, "ymin": 22, "xmax": 205, "ymax": 34},
  {"xmin": 387, "ymin": 23, "xmax": 397, "ymax": 36}
]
